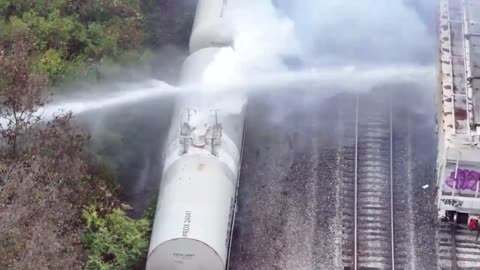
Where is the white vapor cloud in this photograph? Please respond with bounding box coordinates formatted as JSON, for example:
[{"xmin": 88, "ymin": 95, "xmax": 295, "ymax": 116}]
[
  {"xmin": 275, "ymin": 0, "xmax": 436, "ymax": 65},
  {"xmin": 200, "ymin": 0, "xmax": 435, "ymax": 94}
]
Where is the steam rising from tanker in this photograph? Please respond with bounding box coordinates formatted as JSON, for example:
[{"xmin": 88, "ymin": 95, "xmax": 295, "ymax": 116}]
[
  {"xmin": 27, "ymin": 0, "xmax": 437, "ymax": 121},
  {"xmin": 275, "ymin": 0, "xmax": 436, "ymax": 65},
  {"xmin": 30, "ymin": 0, "xmax": 437, "ymax": 122},
  {"xmin": 201, "ymin": 0, "xmax": 436, "ymax": 94}
]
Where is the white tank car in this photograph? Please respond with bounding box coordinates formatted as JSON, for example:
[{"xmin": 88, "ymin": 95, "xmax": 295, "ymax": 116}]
[
  {"xmin": 189, "ymin": 0, "xmax": 232, "ymax": 53},
  {"xmin": 436, "ymin": 0, "xmax": 480, "ymax": 225},
  {"xmin": 146, "ymin": 0, "xmax": 247, "ymax": 269}
]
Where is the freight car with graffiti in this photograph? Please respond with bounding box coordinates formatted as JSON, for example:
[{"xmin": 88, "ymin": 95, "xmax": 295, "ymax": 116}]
[{"xmin": 436, "ymin": 0, "xmax": 480, "ymax": 225}]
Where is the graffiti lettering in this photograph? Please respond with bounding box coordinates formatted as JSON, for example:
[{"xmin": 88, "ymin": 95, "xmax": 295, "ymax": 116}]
[
  {"xmin": 441, "ymin": 198, "xmax": 464, "ymax": 208},
  {"xmin": 445, "ymin": 168, "xmax": 480, "ymax": 191}
]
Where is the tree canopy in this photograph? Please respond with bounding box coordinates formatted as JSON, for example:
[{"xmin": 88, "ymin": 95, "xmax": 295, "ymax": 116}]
[{"xmin": 0, "ymin": 0, "xmax": 193, "ymax": 84}]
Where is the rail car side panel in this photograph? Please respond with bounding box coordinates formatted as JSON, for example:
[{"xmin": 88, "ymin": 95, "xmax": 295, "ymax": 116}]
[{"xmin": 437, "ymin": 0, "xmax": 480, "ymax": 220}]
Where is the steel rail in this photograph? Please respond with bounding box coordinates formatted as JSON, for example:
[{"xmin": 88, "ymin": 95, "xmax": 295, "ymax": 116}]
[
  {"xmin": 389, "ymin": 94, "xmax": 396, "ymax": 270},
  {"xmin": 353, "ymin": 94, "xmax": 359, "ymax": 270},
  {"xmin": 451, "ymin": 221, "xmax": 458, "ymax": 270}
]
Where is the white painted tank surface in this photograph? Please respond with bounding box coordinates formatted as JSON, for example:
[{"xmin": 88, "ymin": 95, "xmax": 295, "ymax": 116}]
[
  {"xmin": 189, "ymin": 0, "xmax": 232, "ymax": 54},
  {"xmin": 146, "ymin": 35, "xmax": 246, "ymax": 270},
  {"xmin": 146, "ymin": 153, "xmax": 241, "ymax": 270}
]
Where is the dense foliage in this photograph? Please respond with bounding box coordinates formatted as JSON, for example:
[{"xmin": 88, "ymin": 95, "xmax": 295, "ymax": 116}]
[
  {"xmin": 1, "ymin": 0, "xmax": 142, "ymax": 82},
  {"xmin": 0, "ymin": 0, "xmax": 193, "ymax": 84},
  {"xmin": 82, "ymin": 205, "xmax": 152, "ymax": 270}
]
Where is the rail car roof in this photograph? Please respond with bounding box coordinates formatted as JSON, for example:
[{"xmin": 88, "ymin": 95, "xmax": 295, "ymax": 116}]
[{"xmin": 443, "ymin": 0, "xmax": 480, "ymax": 135}]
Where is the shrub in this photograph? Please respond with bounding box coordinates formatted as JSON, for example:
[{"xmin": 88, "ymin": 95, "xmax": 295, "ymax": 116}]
[
  {"xmin": 82, "ymin": 205, "xmax": 152, "ymax": 270},
  {"xmin": 33, "ymin": 48, "xmax": 66, "ymax": 81}
]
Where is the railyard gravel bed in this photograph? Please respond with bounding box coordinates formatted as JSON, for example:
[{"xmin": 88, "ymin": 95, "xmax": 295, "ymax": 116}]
[
  {"xmin": 407, "ymin": 88, "xmax": 438, "ymax": 270},
  {"xmin": 228, "ymin": 89, "xmax": 341, "ymax": 270},
  {"xmin": 229, "ymin": 88, "xmax": 440, "ymax": 270}
]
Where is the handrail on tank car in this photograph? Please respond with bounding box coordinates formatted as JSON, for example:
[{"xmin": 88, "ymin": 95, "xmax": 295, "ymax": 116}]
[{"xmin": 225, "ymin": 115, "xmax": 246, "ymax": 270}]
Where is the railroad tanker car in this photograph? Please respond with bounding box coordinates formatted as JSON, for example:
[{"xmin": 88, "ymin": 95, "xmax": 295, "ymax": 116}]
[
  {"xmin": 436, "ymin": 0, "xmax": 480, "ymax": 227},
  {"xmin": 146, "ymin": 0, "xmax": 247, "ymax": 269}
]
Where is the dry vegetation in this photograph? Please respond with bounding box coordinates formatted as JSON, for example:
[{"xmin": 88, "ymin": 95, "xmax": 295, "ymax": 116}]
[
  {"xmin": 0, "ymin": 115, "xmax": 90, "ymax": 269},
  {"xmin": 0, "ymin": 0, "xmax": 193, "ymax": 269},
  {"xmin": 0, "ymin": 25, "xmax": 90, "ymax": 269}
]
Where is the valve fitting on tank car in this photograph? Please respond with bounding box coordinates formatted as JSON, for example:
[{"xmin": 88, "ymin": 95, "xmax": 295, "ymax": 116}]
[{"xmin": 179, "ymin": 108, "xmax": 223, "ymax": 156}]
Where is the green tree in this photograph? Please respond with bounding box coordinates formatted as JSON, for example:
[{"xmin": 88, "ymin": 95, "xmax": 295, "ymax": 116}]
[{"xmin": 82, "ymin": 206, "xmax": 152, "ymax": 270}]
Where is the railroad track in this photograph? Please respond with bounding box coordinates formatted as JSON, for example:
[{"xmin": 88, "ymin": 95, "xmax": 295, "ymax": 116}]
[
  {"xmin": 341, "ymin": 91, "xmax": 406, "ymax": 269},
  {"xmin": 438, "ymin": 222, "xmax": 480, "ymax": 269}
]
